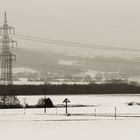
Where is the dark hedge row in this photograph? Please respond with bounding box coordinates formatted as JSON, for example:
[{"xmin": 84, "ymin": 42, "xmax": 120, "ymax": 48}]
[{"xmin": 0, "ymin": 83, "xmax": 140, "ymax": 95}]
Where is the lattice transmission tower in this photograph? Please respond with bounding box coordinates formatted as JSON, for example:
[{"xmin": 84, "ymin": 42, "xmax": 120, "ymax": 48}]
[{"xmin": 0, "ymin": 12, "xmax": 17, "ymax": 85}]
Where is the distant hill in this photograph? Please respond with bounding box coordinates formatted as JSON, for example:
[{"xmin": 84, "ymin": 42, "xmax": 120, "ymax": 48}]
[
  {"xmin": 12, "ymin": 48, "xmax": 83, "ymax": 74},
  {"xmin": 0, "ymin": 48, "xmax": 140, "ymax": 75}
]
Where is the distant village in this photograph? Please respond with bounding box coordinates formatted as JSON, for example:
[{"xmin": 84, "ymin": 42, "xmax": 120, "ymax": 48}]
[{"xmin": 11, "ymin": 67, "xmax": 140, "ymax": 85}]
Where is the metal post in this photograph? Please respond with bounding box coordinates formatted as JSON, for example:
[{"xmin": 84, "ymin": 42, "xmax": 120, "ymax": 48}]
[
  {"xmin": 44, "ymin": 94, "xmax": 46, "ymax": 114},
  {"xmin": 63, "ymin": 98, "xmax": 70, "ymax": 115},
  {"xmin": 66, "ymin": 101, "xmax": 68, "ymax": 114},
  {"xmin": 95, "ymin": 107, "xmax": 96, "ymax": 117},
  {"xmin": 56, "ymin": 107, "xmax": 57, "ymax": 114},
  {"xmin": 115, "ymin": 107, "xmax": 117, "ymax": 120},
  {"xmin": 23, "ymin": 98, "xmax": 26, "ymax": 115}
]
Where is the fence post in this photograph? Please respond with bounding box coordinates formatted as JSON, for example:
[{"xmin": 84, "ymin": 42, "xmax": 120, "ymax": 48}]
[
  {"xmin": 95, "ymin": 107, "xmax": 96, "ymax": 117},
  {"xmin": 115, "ymin": 107, "xmax": 117, "ymax": 120},
  {"xmin": 23, "ymin": 98, "xmax": 26, "ymax": 115},
  {"xmin": 56, "ymin": 107, "xmax": 57, "ymax": 114}
]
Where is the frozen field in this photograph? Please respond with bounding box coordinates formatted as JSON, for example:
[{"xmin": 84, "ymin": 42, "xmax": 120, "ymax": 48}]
[
  {"xmin": 1, "ymin": 94, "xmax": 140, "ymax": 140},
  {"xmin": 0, "ymin": 113, "xmax": 140, "ymax": 140},
  {"xmin": 18, "ymin": 94, "xmax": 140, "ymax": 106}
]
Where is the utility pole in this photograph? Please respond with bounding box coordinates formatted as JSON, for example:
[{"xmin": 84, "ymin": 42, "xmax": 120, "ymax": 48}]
[
  {"xmin": 0, "ymin": 12, "xmax": 17, "ymax": 85},
  {"xmin": 44, "ymin": 73, "xmax": 47, "ymax": 114},
  {"xmin": 44, "ymin": 88, "xmax": 47, "ymax": 114}
]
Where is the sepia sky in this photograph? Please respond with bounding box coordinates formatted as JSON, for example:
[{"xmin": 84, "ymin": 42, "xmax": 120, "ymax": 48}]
[{"xmin": 0, "ymin": 0, "xmax": 140, "ymax": 51}]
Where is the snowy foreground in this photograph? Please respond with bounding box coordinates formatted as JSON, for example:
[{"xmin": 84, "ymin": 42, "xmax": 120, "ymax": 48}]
[
  {"xmin": 0, "ymin": 108, "xmax": 140, "ymax": 140},
  {"xmin": 0, "ymin": 115, "xmax": 140, "ymax": 140},
  {"xmin": 1, "ymin": 94, "xmax": 140, "ymax": 140}
]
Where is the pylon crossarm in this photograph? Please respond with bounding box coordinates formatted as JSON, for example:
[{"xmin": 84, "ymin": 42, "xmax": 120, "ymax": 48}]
[
  {"xmin": 8, "ymin": 39, "xmax": 17, "ymax": 47},
  {"xmin": 0, "ymin": 25, "xmax": 14, "ymax": 29},
  {"xmin": 0, "ymin": 26, "xmax": 15, "ymax": 34},
  {"xmin": 7, "ymin": 26, "xmax": 15, "ymax": 35},
  {"xmin": 11, "ymin": 54, "xmax": 16, "ymax": 62}
]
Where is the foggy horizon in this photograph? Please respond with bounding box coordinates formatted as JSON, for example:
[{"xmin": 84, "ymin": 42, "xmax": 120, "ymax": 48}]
[{"xmin": 1, "ymin": 0, "xmax": 140, "ymax": 82}]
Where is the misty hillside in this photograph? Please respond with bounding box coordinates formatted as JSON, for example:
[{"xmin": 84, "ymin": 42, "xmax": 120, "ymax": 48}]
[
  {"xmin": 3, "ymin": 48, "xmax": 140, "ymax": 75},
  {"xmin": 12, "ymin": 48, "xmax": 83, "ymax": 74}
]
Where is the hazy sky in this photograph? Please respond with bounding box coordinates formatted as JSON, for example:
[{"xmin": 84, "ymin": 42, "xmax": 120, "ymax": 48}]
[{"xmin": 1, "ymin": 0, "xmax": 140, "ymax": 51}]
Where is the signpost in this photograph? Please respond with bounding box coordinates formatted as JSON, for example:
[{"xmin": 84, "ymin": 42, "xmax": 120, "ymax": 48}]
[{"xmin": 63, "ymin": 98, "xmax": 70, "ymax": 115}]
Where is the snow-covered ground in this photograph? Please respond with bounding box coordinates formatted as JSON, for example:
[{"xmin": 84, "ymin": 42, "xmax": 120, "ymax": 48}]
[
  {"xmin": 1, "ymin": 94, "xmax": 140, "ymax": 140},
  {"xmin": 18, "ymin": 94, "xmax": 140, "ymax": 106},
  {"xmin": 0, "ymin": 113, "xmax": 140, "ymax": 140}
]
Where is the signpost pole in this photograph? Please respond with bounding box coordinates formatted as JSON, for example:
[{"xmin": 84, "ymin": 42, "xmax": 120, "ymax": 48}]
[{"xmin": 63, "ymin": 98, "xmax": 70, "ymax": 115}]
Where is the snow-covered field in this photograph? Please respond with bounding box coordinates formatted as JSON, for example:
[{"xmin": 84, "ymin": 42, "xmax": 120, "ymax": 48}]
[
  {"xmin": 18, "ymin": 94, "xmax": 140, "ymax": 106},
  {"xmin": 1, "ymin": 94, "xmax": 140, "ymax": 140},
  {"xmin": 0, "ymin": 113, "xmax": 140, "ymax": 140}
]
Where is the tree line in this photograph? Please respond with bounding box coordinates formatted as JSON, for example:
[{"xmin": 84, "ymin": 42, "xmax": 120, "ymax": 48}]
[{"xmin": 0, "ymin": 82, "xmax": 140, "ymax": 95}]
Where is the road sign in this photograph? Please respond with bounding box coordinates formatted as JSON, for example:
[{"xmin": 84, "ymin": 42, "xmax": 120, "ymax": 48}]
[{"xmin": 63, "ymin": 98, "xmax": 70, "ymax": 115}]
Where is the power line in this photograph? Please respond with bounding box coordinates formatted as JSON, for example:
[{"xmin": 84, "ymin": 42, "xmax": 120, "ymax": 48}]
[{"xmin": 11, "ymin": 34, "xmax": 140, "ymax": 52}]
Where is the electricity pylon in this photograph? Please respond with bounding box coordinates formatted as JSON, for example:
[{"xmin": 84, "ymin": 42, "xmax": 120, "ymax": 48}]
[{"xmin": 0, "ymin": 12, "xmax": 17, "ymax": 85}]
